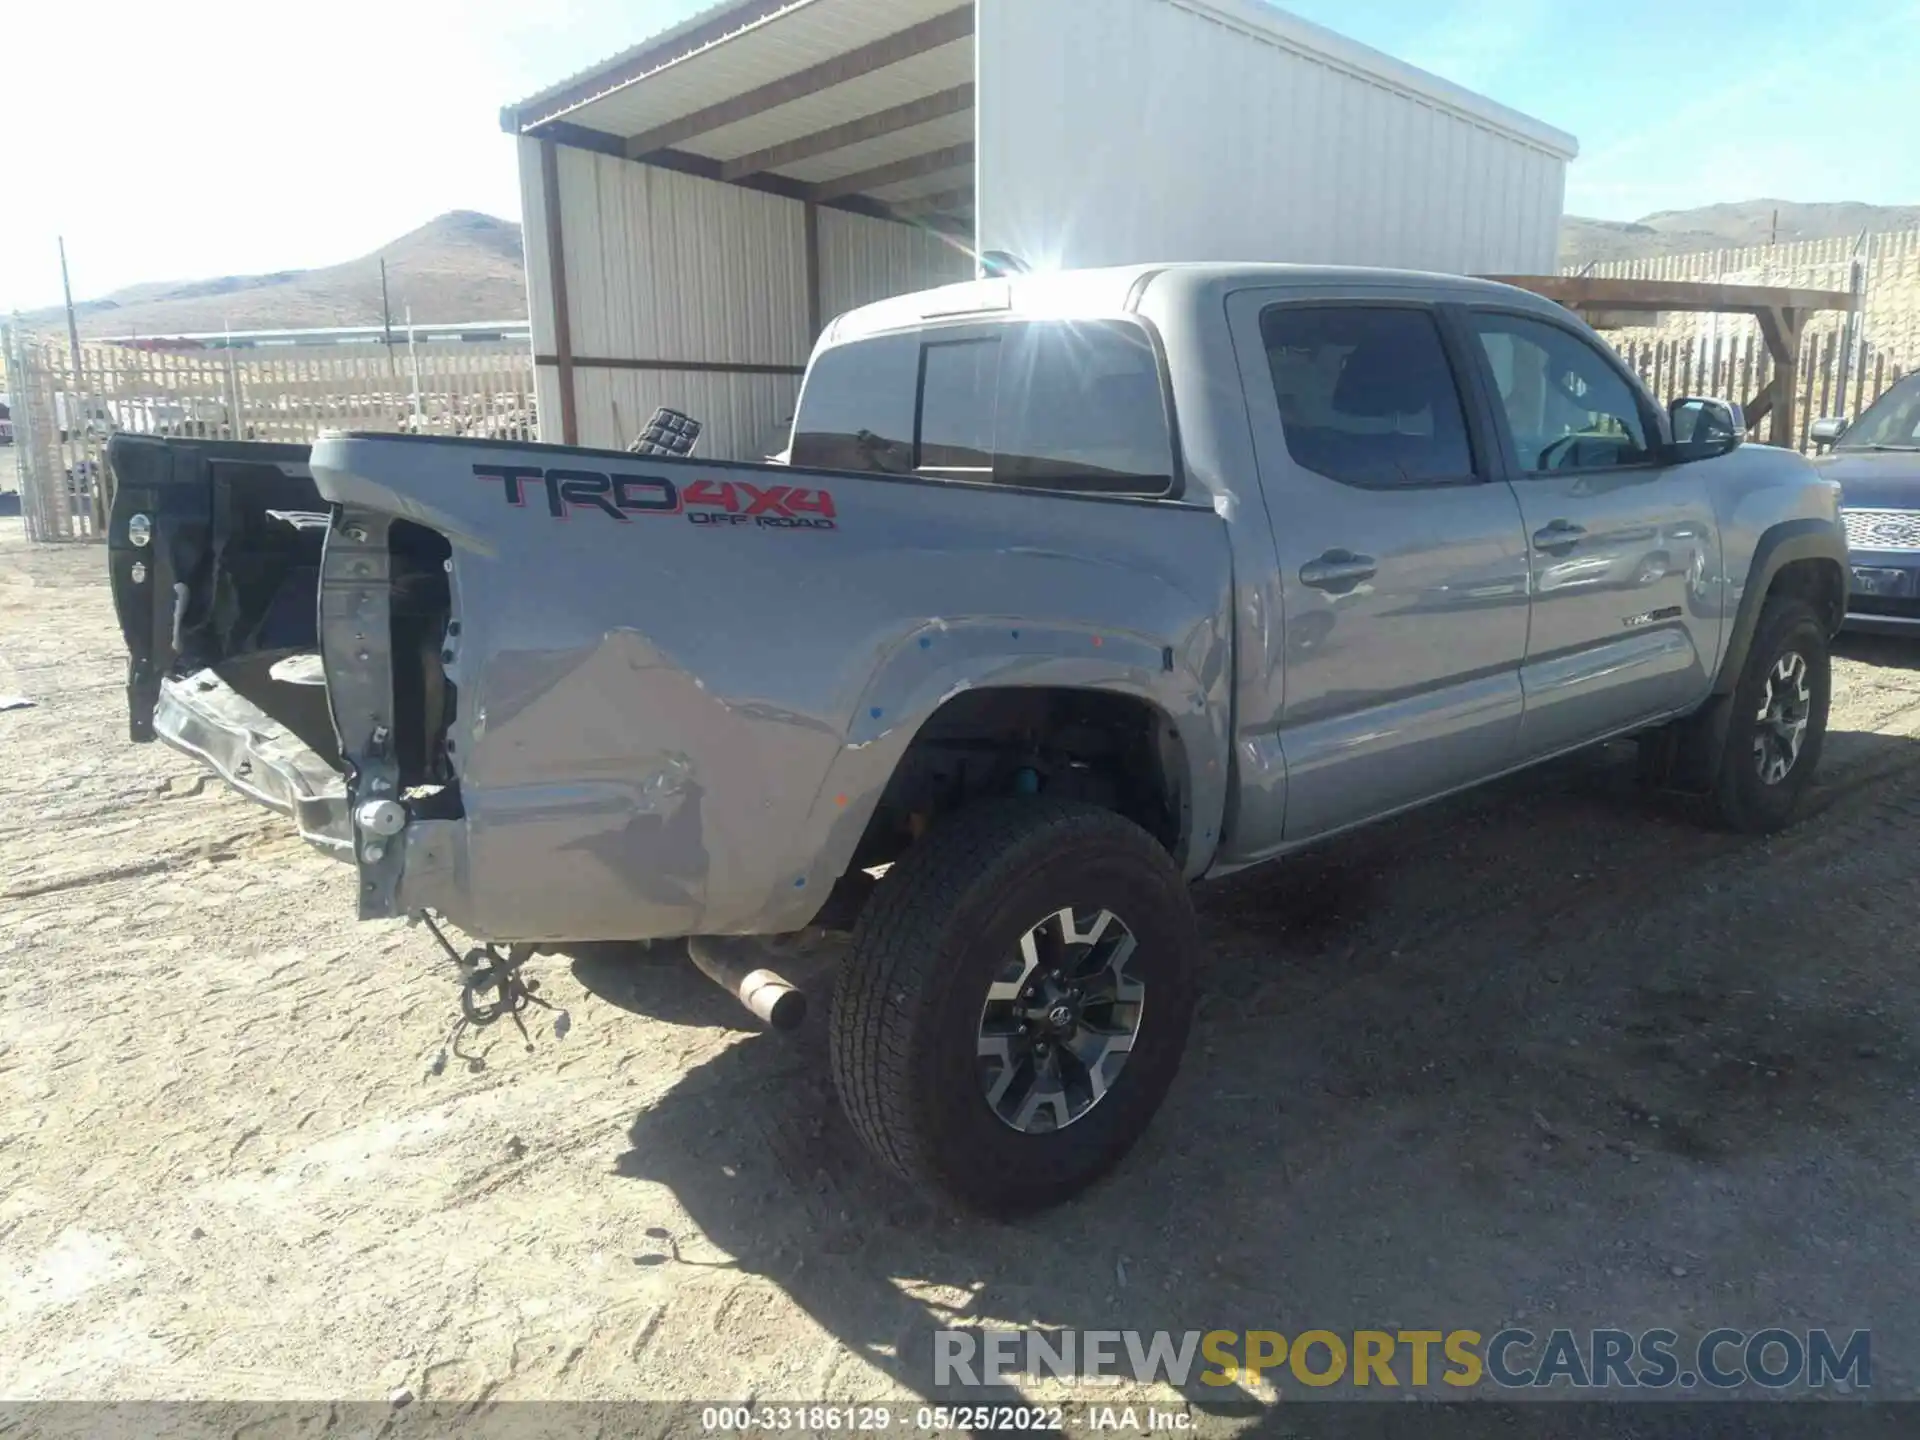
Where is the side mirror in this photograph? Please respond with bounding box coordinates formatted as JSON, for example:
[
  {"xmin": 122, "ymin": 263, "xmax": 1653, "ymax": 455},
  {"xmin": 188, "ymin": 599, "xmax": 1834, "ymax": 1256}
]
[
  {"xmin": 1669, "ymin": 395, "xmax": 1745, "ymax": 460},
  {"xmin": 1809, "ymin": 416, "xmax": 1849, "ymax": 451}
]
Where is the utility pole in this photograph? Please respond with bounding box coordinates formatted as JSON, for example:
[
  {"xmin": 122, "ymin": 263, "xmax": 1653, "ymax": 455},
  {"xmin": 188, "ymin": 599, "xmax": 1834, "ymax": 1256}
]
[
  {"xmin": 57, "ymin": 237, "xmax": 102, "ymax": 529},
  {"xmin": 380, "ymin": 257, "xmax": 397, "ymax": 379},
  {"xmin": 57, "ymin": 237, "xmax": 83, "ymax": 365},
  {"xmin": 58, "ymin": 236, "xmax": 86, "ymax": 421}
]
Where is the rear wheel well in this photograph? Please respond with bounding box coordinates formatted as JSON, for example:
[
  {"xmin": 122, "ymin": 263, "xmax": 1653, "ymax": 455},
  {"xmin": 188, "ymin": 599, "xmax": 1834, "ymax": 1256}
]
[{"xmin": 844, "ymin": 688, "xmax": 1187, "ymax": 882}]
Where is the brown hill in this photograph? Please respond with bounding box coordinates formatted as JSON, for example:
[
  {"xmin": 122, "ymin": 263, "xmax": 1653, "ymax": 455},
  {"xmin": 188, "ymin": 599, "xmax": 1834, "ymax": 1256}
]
[
  {"xmin": 22, "ymin": 211, "xmax": 527, "ymax": 338},
  {"xmin": 1560, "ymin": 200, "xmax": 1920, "ymax": 268},
  {"xmin": 27, "ymin": 200, "xmax": 1917, "ymax": 332}
]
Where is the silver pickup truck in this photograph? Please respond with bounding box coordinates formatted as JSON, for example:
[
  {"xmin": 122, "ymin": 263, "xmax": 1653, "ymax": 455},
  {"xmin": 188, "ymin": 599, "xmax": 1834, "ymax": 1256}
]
[{"xmin": 108, "ymin": 264, "xmax": 1847, "ymax": 1213}]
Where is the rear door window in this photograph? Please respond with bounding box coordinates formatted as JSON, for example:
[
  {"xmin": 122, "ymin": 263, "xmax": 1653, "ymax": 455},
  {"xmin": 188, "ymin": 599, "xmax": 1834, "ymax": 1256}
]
[
  {"xmin": 1258, "ymin": 304, "xmax": 1477, "ymax": 487},
  {"xmin": 790, "ymin": 320, "xmax": 1175, "ymax": 498}
]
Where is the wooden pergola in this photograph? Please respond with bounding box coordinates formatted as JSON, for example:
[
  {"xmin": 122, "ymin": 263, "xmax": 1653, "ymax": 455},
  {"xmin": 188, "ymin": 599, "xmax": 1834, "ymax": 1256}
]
[{"xmin": 1481, "ymin": 275, "xmax": 1859, "ymax": 450}]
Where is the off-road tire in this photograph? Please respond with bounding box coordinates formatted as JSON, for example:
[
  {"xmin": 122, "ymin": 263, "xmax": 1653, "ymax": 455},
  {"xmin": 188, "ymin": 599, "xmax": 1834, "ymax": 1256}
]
[
  {"xmin": 830, "ymin": 799, "xmax": 1198, "ymax": 1215},
  {"xmin": 1708, "ymin": 596, "xmax": 1830, "ymax": 833}
]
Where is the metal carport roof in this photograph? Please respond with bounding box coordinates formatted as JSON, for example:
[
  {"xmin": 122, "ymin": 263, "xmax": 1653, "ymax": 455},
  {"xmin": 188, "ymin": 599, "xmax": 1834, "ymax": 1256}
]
[
  {"xmin": 502, "ymin": 0, "xmax": 1577, "ymax": 240},
  {"xmin": 504, "ymin": 0, "xmax": 1582, "ymax": 454},
  {"xmin": 502, "ymin": 0, "xmax": 978, "ymax": 234}
]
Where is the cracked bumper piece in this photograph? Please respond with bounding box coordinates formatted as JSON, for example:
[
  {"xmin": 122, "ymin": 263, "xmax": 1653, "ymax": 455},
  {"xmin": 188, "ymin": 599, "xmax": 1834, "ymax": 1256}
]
[{"xmin": 154, "ymin": 669, "xmax": 352, "ymax": 853}]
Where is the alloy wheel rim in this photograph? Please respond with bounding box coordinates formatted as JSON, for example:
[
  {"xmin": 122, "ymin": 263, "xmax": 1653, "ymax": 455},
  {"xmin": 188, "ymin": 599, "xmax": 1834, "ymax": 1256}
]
[
  {"xmin": 1753, "ymin": 650, "xmax": 1811, "ymax": 786},
  {"xmin": 976, "ymin": 907, "xmax": 1146, "ymax": 1133}
]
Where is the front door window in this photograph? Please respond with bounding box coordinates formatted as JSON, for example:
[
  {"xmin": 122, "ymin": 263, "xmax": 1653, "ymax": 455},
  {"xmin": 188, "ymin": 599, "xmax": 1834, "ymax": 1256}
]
[{"xmin": 1471, "ymin": 312, "xmax": 1652, "ymax": 474}]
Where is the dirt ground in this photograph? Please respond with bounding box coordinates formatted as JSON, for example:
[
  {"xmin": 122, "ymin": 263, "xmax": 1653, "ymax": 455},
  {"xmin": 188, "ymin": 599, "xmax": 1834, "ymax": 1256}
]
[{"xmin": 6, "ymin": 512, "xmax": 1920, "ymax": 1427}]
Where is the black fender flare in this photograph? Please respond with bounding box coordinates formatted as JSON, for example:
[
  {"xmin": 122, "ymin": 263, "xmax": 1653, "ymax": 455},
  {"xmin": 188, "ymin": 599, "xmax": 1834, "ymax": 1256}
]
[
  {"xmin": 1651, "ymin": 518, "xmax": 1846, "ymax": 793},
  {"xmin": 1712, "ymin": 518, "xmax": 1849, "ymax": 696}
]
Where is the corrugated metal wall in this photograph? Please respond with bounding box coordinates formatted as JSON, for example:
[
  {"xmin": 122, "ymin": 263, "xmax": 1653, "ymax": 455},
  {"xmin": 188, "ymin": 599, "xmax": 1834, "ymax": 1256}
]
[
  {"xmin": 818, "ymin": 208, "xmax": 976, "ymax": 321},
  {"xmin": 518, "ymin": 137, "xmax": 972, "ymax": 458},
  {"xmin": 975, "ymin": 0, "xmax": 1572, "ymax": 277}
]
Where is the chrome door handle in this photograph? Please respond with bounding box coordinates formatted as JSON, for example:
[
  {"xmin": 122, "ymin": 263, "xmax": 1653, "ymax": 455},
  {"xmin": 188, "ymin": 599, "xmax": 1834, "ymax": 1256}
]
[
  {"xmin": 1299, "ymin": 550, "xmax": 1377, "ymax": 592},
  {"xmin": 1532, "ymin": 520, "xmax": 1586, "ymax": 554}
]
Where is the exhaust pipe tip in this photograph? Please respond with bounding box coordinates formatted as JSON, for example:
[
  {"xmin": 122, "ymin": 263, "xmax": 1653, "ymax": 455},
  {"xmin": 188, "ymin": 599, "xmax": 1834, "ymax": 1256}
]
[
  {"xmin": 688, "ymin": 937, "xmax": 808, "ymax": 1032},
  {"xmin": 740, "ymin": 968, "xmax": 807, "ymax": 1031}
]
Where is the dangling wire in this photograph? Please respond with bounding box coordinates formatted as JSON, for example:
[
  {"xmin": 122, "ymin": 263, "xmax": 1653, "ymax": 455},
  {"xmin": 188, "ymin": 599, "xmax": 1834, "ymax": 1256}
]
[{"xmin": 420, "ymin": 913, "xmax": 569, "ymax": 1074}]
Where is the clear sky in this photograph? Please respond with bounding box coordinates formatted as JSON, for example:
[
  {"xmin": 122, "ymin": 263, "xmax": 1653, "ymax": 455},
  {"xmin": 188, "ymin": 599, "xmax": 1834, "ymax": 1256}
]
[{"xmin": 2, "ymin": 0, "xmax": 1913, "ymax": 313}]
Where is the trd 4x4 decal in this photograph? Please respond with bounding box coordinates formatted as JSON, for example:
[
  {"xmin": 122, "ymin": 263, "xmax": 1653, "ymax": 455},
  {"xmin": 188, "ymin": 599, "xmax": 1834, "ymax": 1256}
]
[{"xmin": 473, "ymin": 465, "xmax": 837, "ymax": 531}]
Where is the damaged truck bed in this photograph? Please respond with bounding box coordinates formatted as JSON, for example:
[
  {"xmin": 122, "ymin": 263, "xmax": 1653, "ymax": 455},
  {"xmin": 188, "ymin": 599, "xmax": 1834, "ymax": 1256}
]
[
  {"xmin": 107, "ymin": 420, "xmax": 1228, "ymax": 947},
  {"xmin": 110, "ymin": 439, "xmax": 351, "ymax": 850},
  {"xmin": 109, "ymin": 437, "xmax": 455, "ymax": 855}
]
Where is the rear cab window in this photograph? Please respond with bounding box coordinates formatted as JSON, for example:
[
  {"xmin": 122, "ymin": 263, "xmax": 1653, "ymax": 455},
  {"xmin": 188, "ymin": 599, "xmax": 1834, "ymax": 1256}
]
[{"xmin": 790, "ymin": 320, "xmax": 1177, "ymax": 498}]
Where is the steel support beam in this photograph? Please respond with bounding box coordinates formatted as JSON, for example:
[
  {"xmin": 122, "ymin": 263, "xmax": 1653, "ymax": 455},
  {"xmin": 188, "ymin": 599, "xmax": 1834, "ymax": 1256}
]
[
  {"xmin": 720, "ymin": 85, "xmax": 973, "ymax": 181},
  {"xmin": 625, "ymin": 6, "xmax": 972, "ymax": 159},
  {"xmin": 809, "ymin": 142, "xmax": 973, "ymax": 203},
  {"xmin": 538, "ymin": 139, "xmax": 579, "ymax": 447}
]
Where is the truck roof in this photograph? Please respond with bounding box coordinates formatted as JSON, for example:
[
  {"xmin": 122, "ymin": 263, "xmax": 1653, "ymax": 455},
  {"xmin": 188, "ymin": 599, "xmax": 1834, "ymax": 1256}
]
[{"xmin": 824, "ymin": 263, "xmax": 1560, "ymax": 346}]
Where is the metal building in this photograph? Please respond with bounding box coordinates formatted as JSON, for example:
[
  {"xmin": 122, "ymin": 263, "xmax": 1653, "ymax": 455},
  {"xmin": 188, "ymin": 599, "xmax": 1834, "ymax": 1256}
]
[{"xmin": 503, "ymin": 0, "xmax": 1578, "ymax": 458}]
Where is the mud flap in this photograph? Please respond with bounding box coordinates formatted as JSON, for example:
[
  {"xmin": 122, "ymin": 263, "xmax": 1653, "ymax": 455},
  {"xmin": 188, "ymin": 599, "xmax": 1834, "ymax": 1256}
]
[{"xmin": 1641, "ymin": 693, "xmax": 1733, "ymax": 795}]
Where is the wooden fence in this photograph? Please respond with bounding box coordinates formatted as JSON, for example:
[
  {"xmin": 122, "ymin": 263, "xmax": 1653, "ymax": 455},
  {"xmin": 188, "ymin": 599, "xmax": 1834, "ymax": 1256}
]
[
  {"xmin": 1610, "ymin": 326, "xmax": 1907, "ymax": 451},
  {"xmin": 10, "ymin": 275, "xmax": 1916, "ymax": 541},
  {"xmin": 2, "ymin": 333, "xmax": 536, "ymax": 541},
  {"xmin": 1578, "ymin": 224, "xmax": 1920, "ymax": 448},
  {"xmin": 68, "ymin": 340, "xmax": 538, "ymax": 443}
]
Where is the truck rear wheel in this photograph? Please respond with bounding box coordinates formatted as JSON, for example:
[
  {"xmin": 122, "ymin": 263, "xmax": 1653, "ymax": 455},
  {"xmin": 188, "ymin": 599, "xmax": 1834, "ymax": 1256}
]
[
  {"xmin": 830, "ymin": 800, "xmax": 1198, "ymax": 1215},
  {"xmin": 1708, "ymin": 596, "xmax": 1831, "ymax": 833}
]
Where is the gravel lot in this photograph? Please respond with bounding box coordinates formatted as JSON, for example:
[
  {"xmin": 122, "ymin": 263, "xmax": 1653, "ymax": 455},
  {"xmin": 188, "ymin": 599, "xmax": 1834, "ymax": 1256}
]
[{"xmin": 5, "ymin": 513, "xmax": 1920, "ymax": 1426}]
